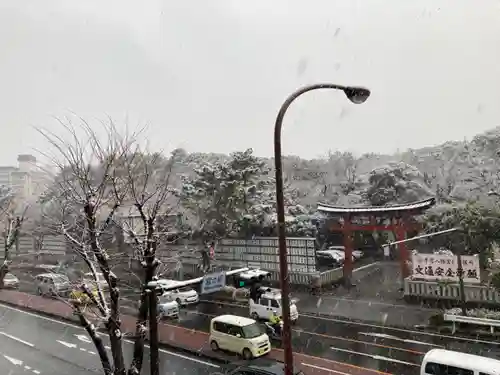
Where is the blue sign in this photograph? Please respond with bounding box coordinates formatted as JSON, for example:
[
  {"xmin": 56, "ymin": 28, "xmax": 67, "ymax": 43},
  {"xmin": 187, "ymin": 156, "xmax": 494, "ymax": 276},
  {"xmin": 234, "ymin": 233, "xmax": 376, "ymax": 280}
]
[{"xmin": 201, "ymin": 272, "xmax": 226, "ymax": 294}]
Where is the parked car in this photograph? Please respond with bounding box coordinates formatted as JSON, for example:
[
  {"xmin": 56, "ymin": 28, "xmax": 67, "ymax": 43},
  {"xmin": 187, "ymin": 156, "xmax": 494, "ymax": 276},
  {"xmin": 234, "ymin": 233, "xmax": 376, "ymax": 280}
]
[
  {"xmin": 157, "ymin": 279, "xmax": 199, "ymax": 306},
  {"xmin": 35, "ymin": 273, "xmax": 72, "ymax": 297},
  {"xmin": 316, "ymin": 250, "xmax": 344, "ymax": 268},
  {"xmin": 157, "ymin": 293, "xmax": 180, "ymax": 319},
  {"xmin": 2, "ymin": 273, "xmax": 19, "ymax": 289},
  {"xmin": 328, "ymin": 246, "xmax": 364, "ymax": 261}
]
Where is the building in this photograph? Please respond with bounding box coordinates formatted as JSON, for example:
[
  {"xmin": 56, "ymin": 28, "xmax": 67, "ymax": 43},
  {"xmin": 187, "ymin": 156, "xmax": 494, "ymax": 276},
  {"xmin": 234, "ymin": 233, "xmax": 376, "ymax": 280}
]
[{"xmin": 0, "ymin": 154, "xmax": 49, "ymax": 203}]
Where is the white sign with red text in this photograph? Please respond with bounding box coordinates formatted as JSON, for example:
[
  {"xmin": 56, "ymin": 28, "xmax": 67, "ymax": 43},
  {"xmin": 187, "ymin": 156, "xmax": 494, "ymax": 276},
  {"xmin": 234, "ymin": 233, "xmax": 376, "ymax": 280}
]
[{"xmin": 411, "ymin": 253, "xmax": 480, "ymax": 283}]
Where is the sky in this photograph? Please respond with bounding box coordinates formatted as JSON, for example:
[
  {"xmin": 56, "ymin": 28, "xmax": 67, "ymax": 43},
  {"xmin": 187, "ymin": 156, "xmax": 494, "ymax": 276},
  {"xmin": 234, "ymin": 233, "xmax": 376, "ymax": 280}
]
[{"xmin": 1, "ymin": 0, "xmax": 500, "ymax": 166}]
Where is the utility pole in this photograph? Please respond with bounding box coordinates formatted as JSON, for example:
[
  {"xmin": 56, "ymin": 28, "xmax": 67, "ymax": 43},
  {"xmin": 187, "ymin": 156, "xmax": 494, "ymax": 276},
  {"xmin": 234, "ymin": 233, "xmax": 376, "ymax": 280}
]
[{"xmin": 148, "ymin": 288, "xmax": 159, "ymax": 375}]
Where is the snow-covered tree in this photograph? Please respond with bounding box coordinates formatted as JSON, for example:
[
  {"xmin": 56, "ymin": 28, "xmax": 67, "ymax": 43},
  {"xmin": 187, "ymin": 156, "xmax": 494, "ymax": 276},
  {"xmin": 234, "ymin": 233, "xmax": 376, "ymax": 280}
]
[
  {"xmin": 365, "ymin": 162, "xmax": 434, "ymax": 206},
  {"xmin": 37, "ymin": 118, "xmax": 164, "ymax": 375},
  {"xmin": 181, "ymin": 148, "xmax": 270, "ymax": 239},
  {"xmin": 423, "ymin": 202, "xmax": 500, "ymax": 267},
  {"xmin": 0, "ymin": 186, "xmax": 25, "ymax": 288}
]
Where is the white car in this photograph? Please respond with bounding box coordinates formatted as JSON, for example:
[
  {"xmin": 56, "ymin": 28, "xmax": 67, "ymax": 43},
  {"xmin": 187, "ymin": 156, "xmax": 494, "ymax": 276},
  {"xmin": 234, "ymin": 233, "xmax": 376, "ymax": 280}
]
[
  {"xmin": 157, "ymin": 279, "xmax": 199, "ymax": 306},
  {"xmin": 2, "ymin": 273, "xmax": 19, "ymax": 289},
  {"xmin": 249, "ymin": 289, "xmax": 299, "ymax": 324},
  {"xmin": 157, "ymin": 293, "xmax": 179, "ymax": 319},
  {"xmin": 329, "ymin": 246, "xmax": 363, "ymax": 261}
]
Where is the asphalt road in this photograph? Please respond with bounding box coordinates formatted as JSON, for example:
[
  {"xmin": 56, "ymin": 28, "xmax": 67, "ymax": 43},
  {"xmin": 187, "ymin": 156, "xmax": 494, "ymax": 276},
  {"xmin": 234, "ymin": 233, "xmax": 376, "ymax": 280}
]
[
  {"xmin": 167, "ymin": 300, "xmax": 500, "ymax": 375},
  {"xmin": 0, "ymin": 303, "xmax": 220, "ymax": 375}
]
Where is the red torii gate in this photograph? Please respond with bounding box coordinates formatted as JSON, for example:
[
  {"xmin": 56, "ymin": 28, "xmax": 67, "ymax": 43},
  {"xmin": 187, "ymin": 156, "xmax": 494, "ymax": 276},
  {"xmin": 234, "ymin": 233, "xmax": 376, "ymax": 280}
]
[{"xmin": 316, "ymin": 197, "xmax": 436, "ymax": 284}]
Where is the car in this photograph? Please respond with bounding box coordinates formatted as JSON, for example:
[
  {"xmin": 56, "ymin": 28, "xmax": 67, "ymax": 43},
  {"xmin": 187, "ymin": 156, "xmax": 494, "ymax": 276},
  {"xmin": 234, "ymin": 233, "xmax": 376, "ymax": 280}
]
[
  {"xmin": 157, "ymin": 293, "xmax": 180, "ymax": 319},
  {"xmin": 316, "ymin": 250, "xmax": 344, "ymax": 268},
  {"xmin": 249, "ymin": 288, "xmax": 299, "ymax": 324},
  {"xmin": 329, "ymin": 245, "xmax": 364, "ymax": 261},
  {"xmin": 157, "ymin": 279, "xmax": 199, "ymax": 306},
  {"xmin": 2, "ymin": 273, "xmax": 19, "ymax": 289},
  {"xmin": 35, "ymin": 273, "xmax": 72, "ymax": 297},
  {"xmin": 209, "ymin": 314, "xmax": 271, "ymax": 359},
  {"xmin": 220, "ymin": 360, "xmax": 305, "ymax": 374}
]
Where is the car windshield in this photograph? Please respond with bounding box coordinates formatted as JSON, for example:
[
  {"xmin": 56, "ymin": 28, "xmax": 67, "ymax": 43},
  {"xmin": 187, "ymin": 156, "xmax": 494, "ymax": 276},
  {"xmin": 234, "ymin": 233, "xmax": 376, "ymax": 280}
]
[
  {"xmin": 178, "ymin": 286, "xmax": 192, "ymax": 293},
  {"xmin": 52, "ymin": 275, "xmax": 69, "ymax": 284},
  {"xmin": 241, "ymin": 322, "xmax": 263, "ymax": 339},
  {"xmin": 4, "ymin": 273, "xmax": 16, "ymax": 280}
]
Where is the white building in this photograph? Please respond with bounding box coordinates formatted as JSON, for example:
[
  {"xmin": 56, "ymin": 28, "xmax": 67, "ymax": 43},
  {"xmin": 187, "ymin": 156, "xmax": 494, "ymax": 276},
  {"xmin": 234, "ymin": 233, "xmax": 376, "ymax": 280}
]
[{"xmin": 0, "ymin": 154, "xmax": 49, "ymax": 203}]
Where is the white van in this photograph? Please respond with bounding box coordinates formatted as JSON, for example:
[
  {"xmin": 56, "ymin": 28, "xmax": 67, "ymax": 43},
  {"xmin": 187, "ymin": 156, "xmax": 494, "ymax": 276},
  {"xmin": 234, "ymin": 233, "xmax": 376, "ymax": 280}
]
[
  {"xmin": 421, "ymin": 349, "xmax": 500, "ymax": 375},
  {"xmin": 35, "ymin": 273, "xmax": 72, "ymax": 297},
  {"xmin": 209, "ymin": 314, "xmax": 271, "ymax": 360},
  {"xmin": 249, "ymin": 289, "xmax": 299, "ymax": 324}
]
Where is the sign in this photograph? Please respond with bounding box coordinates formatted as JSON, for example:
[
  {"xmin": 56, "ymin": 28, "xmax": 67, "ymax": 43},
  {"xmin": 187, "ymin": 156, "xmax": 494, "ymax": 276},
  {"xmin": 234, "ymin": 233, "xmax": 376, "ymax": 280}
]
[
  {"xmin": 218, "ymin": 237, "xmax": 316, "ymax": 273},
  {"xmin": 411, "ymin": 253, "xmax": 480, "ymax": 284},
  {"xmin": 201, "ymin": 271, "xmax": 226, "ymax": 294}
]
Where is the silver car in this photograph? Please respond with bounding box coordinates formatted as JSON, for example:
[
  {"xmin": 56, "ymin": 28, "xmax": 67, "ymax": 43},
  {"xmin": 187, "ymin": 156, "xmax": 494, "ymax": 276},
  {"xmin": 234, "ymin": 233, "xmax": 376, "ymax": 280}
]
[
  {"xmin": 35, "ymin": 273, "xmax": 72, "ymax": 297},
  {"xmin": 2, "ymin": 273, "xmax": 19, "ymax": 289}
]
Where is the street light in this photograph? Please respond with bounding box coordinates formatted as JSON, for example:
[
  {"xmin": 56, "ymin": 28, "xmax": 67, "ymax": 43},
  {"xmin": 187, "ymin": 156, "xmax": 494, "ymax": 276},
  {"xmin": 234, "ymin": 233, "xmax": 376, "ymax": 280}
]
[{"xmin": 274, "ymin": 83, "xmax": 370, "ymax": 375}]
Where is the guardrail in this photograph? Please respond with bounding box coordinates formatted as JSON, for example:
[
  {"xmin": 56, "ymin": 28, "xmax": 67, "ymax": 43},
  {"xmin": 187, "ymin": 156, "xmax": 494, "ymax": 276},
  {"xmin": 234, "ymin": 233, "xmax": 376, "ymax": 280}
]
[
  {"xmin": 443, "ymin": 313, "xmax": 500, "ymax": 334},
  {"xmin": 319, "ymin": 267, "xmax": 343, "ymax": 285},
  {"xmin": 404, "ymin": 278, "xmax": 500, "ymax": 306}
]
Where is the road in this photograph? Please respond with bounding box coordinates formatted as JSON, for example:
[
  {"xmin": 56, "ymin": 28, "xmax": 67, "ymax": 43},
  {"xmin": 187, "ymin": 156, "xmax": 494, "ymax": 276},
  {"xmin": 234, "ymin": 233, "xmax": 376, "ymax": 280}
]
[
  {"xmin": 0, "ymin": 303, "xmax": 219, "ymax": 374},
  {"xmin": 167, "ymin": 300, "xmax": 500, "ymax": 375}
]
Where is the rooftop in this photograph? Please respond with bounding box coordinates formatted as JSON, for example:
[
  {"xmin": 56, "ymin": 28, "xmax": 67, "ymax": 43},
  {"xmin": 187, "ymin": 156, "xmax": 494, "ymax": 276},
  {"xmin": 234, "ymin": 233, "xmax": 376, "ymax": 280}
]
[{"xmin": 317, "ymin": 197, "xmax": 436, "ymax": 215}]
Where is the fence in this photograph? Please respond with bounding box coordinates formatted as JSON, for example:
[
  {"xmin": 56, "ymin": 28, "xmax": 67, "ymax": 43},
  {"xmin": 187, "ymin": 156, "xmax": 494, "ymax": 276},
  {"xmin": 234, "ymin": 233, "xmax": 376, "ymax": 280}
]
[
  {"xmin": 0, "ymin": 234, "xmax": 67, "ymax": 257},
  {"xmin": 404, "ymin": 277, "xmax": 500, "ymax": 305}
]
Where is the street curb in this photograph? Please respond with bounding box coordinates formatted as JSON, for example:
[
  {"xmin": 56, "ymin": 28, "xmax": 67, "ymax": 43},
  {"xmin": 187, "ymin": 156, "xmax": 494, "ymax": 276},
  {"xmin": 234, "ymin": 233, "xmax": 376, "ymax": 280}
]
[{"xmin": 0, "ymin": 299, "xmax": 231, "ymax": 365}]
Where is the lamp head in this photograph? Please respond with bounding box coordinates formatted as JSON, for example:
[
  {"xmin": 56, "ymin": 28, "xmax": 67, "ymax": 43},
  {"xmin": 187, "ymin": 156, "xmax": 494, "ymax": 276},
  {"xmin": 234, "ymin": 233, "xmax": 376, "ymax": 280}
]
[{"xmin": 343, "ymin": 86, "xmax": 371, "ymax": 104}]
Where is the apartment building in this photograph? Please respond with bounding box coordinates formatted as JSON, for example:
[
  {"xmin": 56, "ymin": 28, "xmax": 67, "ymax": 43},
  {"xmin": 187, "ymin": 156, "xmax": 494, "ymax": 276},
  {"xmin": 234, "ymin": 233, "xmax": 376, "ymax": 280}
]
[{"xmin": 0, "ymin": 154, "xmax": 49, "ymax": 202}]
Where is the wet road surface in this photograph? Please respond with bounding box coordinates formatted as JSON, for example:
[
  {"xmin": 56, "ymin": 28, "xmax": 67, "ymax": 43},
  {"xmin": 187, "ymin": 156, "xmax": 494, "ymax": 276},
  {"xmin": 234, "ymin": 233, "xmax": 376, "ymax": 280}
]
[{"xmin": 162, "ymin": 300, "xmax": 500, "ymax": 375}]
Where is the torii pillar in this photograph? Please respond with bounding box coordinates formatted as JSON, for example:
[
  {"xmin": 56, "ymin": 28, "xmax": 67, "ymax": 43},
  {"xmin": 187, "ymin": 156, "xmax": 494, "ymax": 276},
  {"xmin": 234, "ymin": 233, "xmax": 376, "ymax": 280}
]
[
  {"xmin": 394, "ymin": 216, "xmax": 410, "ymax": 278},
  {"xmin": 342, "ymin": 214, "xmax": 354, "ymax": 287}
]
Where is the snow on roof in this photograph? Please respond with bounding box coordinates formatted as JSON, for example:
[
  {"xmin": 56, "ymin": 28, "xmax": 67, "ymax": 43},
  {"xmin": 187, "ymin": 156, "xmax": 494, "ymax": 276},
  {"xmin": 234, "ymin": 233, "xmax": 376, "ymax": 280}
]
[{"xmin": 317, "ymin": 197, "xmax": 435, "ymax": 215}]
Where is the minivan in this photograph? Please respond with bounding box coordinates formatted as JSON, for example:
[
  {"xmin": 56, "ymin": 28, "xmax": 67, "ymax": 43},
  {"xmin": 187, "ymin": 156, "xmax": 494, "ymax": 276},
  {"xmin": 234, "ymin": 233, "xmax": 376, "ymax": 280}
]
[
  {"xmin": 421, "ymin": 349, "xmax": 500, "ymax": 375},
  {"xmin": 35, "ymin": 273, "xmax": 72, "ymax": 297},
  {"xmin": 209, "ymin": 314, "xmax": 271, "ymax": 360}
]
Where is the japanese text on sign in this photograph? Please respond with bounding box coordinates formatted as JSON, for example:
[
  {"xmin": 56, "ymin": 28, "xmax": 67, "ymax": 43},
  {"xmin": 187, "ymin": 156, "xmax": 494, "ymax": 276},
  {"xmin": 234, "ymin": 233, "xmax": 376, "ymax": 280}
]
[
  {"xmin": 411, "ymin": 254, "xmax": 480, "ymax": 283},
  {"xmin": 201, "ymin": 272, "xmax": 226, "ymax": 294}
]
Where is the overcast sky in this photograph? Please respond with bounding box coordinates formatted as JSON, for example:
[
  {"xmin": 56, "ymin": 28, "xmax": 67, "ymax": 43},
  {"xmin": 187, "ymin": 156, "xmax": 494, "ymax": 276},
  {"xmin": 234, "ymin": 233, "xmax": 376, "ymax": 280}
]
[{"xmin": 1, "ymin": 0, "xmax": 499, "ymax": 165}]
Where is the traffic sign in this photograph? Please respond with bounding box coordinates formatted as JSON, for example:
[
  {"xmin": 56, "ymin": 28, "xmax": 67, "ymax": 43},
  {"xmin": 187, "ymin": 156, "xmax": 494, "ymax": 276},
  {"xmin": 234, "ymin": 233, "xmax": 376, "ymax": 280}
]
[{"xmin": 201, "ymin": 271, "xmax": 226, "ymax": 294}]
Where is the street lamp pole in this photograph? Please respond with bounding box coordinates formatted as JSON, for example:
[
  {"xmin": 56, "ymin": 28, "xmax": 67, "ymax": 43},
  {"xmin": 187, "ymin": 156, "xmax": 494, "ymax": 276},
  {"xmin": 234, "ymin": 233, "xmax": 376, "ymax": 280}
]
[{"xmin": 274, "ymin": 83, "xmax": 370, "ymax": 375}]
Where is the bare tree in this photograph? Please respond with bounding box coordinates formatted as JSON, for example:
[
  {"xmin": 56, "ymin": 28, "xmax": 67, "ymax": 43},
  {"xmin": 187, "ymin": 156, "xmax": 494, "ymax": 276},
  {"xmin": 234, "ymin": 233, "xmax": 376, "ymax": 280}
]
[
  {"xmin": 37, "ymin": 118, "xmax": 140, "ymax": 375},
  {"xmin": 0, "ymin": 188, "xmax": 25, "ymax": 288},
  {"xmin": 118, "ymin": 148, "xmax": 180, "ymax": 375}
]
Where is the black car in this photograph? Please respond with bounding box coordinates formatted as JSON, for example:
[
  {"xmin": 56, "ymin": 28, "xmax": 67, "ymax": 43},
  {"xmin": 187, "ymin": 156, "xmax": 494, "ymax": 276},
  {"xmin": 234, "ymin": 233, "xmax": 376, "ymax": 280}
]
[{"xmin": 218, "ymin": 360, "xmax": 305, "ymax": 375}]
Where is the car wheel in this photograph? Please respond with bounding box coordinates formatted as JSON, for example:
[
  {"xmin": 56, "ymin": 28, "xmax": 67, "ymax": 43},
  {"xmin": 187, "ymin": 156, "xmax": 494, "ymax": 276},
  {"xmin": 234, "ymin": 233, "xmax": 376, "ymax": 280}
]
[
  {"xmin": 37, "ymin": 288, "xmax": 42, "ymax": 296},
  {"xmin": 242, "ymin": 348, "xmax": 253, "ymax": 360},
  {"xmin": 251, "ymin": 312, "xmax": 259, "ymax": 320},
  {"xmin": 210, "ymin": 340, "xmax": 219, "ymax": 351}
]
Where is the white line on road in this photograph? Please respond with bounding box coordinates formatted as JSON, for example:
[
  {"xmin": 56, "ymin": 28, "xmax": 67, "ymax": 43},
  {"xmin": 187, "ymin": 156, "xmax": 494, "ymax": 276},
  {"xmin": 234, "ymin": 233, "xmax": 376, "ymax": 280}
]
[
  {"xmin": 57, "ymin": 340, "xmax": 77, "ymax": 348},
  {"xmin": 301, "ymin": 362, "xmax": 349, "ymax": 374},
  {"xmin": 359, "ymin": 332, "xmax": 443, "ymax": 348},
  {"xmin": 330, "ymin": 346, "xmax": 419, "ymax": 367},
  {"xmin": 0, "ymin": 331, "xmax": 34, "ymax": 347},
  {"xmin": 0, "ymin": 303, "xmax": 219, "ymax": 368},
  {"xmin": 299, "ymin": 312, "xmax": 500, "ymax": 346}
]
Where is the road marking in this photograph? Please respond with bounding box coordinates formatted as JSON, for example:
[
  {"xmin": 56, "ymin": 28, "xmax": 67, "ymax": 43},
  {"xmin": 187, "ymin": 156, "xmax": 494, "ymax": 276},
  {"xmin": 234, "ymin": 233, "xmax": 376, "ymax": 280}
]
[
  {"xmin": 79, "ymin": 347, "xmax": 87, "ymax": 352},
  {"xmin": 301, "ymin": 363, "xmax": 349, "ymax": 374},
  {"xmin": 359, "ymin": 332, "xmax": 443, "ymax": 348},
  {"xmin": 3, "ymin": 354, "xmax": 23, "ymax": 365},
  {"xmin": 74, "ymin": 334, "xmax": 91, "ymax": 343},
  {"xmin": 330, "ymin": 346, "xmax": 419, "ymax": 367},
  {"xmin": 57, "ymin": 340, "xmax": 77, "ymax": 348},
  {"xmin": 299, "ymin": 312, "xmax": 500, "ymax": 346},
  {"xmin": 0, "ymin": 331, "xmax": 34, "ymax": 347},
  {"xmin": 0, "ymin": 303, "xmax": 219, "ymax": 368},
  {"xmin": 89, "ymin": 351, "xmax": 96, "ymax": 355}
]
